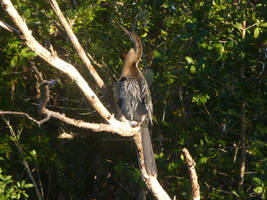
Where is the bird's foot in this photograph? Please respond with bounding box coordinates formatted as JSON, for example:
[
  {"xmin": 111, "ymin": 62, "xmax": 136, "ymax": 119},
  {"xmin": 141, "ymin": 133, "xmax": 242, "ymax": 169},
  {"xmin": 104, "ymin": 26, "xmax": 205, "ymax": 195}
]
[{"xmin": 129, "ymin": 121, "xmax": 139, "ymax": 127}]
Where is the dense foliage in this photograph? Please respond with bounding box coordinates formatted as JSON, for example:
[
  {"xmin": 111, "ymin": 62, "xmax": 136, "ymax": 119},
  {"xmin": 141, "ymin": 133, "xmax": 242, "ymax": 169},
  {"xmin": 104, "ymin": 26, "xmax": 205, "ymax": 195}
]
[{"xmin": 0, "ymin": 0, "xmax": 266, "ymax": 199}]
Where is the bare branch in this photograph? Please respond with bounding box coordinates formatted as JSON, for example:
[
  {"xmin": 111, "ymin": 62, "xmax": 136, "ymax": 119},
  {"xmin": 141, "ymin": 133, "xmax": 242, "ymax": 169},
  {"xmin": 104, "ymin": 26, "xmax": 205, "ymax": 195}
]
[
  {"xmin": 0, "ymin": 110, "xmax": 42, "ymax": 126},
  {"xmin": 238, "ymin": 23, "xmax": 247, "ymax": 191},
  {"xmin": 48, "ymin": 0, "xmax": 104, "ymax": 88},
  {"xmin": 0, "ymin": 109, "xmax": 136, "ymax": 136},
  {"xmin": 133, "ymin": 133, "xmax": 171, "ymax": 200},
  {"xmin": 0, "ymin": 20, "xmax": 21, "ymax": 36},
  {"xmin": 148, "ymin": 177, "xmax": 171, "ymax": 200},
  {"xmin": 238, "ymin": 102, "xmax": 246, "ymax": 190},
  {"xmin": 48, "ymin": 0, "xmax": 123, "ymax": 118},
  {"xmin": 202, "ymin": 103, "xmax": 222, "ymax": 132},
  {"xmin": 182, "ymin": 148, "xmax": 200, "ymax": 200},
  {"xmin": 44, "ymin": 108, "xmax": 137, "ymax": 136},
  {"xmin": 245, "ymin": 23, "xmax": 256, "ymax": 30}
]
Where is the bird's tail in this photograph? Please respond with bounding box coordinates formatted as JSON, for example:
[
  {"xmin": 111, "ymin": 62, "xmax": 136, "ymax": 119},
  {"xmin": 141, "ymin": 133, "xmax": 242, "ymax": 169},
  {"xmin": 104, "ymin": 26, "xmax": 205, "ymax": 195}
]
[{"xmin": 140, "ymin": 123, "xmax": 157, "ymax": 177}]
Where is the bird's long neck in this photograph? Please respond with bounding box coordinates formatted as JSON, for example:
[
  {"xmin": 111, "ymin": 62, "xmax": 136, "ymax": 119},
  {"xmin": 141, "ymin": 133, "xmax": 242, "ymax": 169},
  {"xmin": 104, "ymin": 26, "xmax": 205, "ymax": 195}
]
[
  {"xmin": 120, "ymin": 32, "xmax": 143, "ymax": 80},
  {"xmin": 131, "ymin": 32, "xmax": 142, "ymax": 63}
]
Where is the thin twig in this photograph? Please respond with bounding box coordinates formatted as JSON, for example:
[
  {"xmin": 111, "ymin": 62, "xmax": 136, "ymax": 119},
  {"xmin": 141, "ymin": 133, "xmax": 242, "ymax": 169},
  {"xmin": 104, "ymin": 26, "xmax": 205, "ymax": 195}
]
[
  {"xmin": 0, "ymin": 20, "xmax": 21, "ymax": 36},
  {"xmin": 2, "ymin": 117, "xmax": 43, "ymax": 200},
  {"xmin": 238, "ymin": 21, "xmax": 247, "ymax": 191},
  {"xmin": 0, "ymin": 110, "xmax": 42, "ymax": 126},
  {"xmin": 202, "ymin": 104, "xmax": 222, "ymax": 131},
  {"xmin": 48, "ymin": 0, "xmax": 104, "ymax": 88}
]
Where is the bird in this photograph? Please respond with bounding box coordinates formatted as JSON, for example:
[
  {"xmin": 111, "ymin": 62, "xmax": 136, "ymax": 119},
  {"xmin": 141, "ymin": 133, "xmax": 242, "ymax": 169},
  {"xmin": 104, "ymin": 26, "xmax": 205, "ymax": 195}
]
[{"xmin": 118, "ymin": 26, "xmax": 157, "ymax": 177}]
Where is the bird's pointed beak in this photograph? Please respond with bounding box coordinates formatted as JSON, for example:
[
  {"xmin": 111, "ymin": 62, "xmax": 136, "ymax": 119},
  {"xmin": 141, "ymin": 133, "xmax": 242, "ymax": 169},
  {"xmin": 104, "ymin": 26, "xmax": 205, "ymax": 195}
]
[{"xmin": 120, "ymin": 25, "xmax": 131, "ymax": 36}]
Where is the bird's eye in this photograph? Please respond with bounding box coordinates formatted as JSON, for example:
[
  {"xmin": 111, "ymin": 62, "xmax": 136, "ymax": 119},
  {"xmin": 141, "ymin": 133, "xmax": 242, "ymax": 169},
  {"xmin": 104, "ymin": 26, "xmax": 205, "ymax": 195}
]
[{"xmin": 120, "ymin": 77, "xmax": 126, "ymax": 82}]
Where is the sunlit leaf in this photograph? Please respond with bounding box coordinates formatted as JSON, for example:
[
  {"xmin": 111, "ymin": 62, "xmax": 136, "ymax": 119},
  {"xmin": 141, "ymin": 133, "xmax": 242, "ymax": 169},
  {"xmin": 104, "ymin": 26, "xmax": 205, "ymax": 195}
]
[
  {"xmin": 232, "ymin": 190, "xmax": 239, "ymax": 197},
  {"xmin": 153, "ymin": 50, "xmax": 161, "ymax": 58},
  {"xmin": 254, "ymin": 186, "xmax": 263, "ymax": 194},
  {"xmin": 24, "ymin": 183, "xmax": 33, "ymax": 189},
  {"xmin": 10, "ymin": 56, "xmax": 18, "ymax": 68},
  {"xmin": 233, "ymin": 23, "xmax": 242, "ymax": 30},
  {"xmin": 252, "ymin": 177, "xmax": 262, "ymax": 186},
  {"xmin": 254, "ymin": 27, "xmax": 260, "ymax": 38},
  {"xmin": 185, "ymin": 56, "xmax": 194, "ymax": 64},
  {"xmin": 23, "ymin": 8, "xmax": 31, "ymax": 19},
  {"xmin": 199, "ymin": 157, "xmax": 208, "ymax": 164},
  {"xmin": 190, "ymin": 66, "xmax": 196, "ymax": 73}
]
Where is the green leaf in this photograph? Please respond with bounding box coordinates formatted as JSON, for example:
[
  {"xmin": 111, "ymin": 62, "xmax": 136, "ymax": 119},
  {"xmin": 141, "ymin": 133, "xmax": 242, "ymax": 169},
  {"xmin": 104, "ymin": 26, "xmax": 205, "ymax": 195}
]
[
  {"xmin": 21, "ymin": 180, "xmax": 25, "ymax": 187},
  {"xmin": 162, "ymin": 1, "xmax": 169, "ymax": 8},
  {"xmin": 233, "ymin": 23, "xmax": 242, "ymax": 30},
  {"xmin": 260, "ymin": 22, "xmax": 267, "ymax": 27},
  {"xmin": 185, "ymin": 56, "xmax": 194, "ymax": 64},
  {"xmin": 254, "ymin": 186, "xmax": 263, "ymax": 194},
  {"xmin": 153, "ymin": 50, "xmax": 161, "ymax": 58},
  {"xmin": 11, "ymin": 192, "xmax": 17, "ymax": 199},
  {"xmin": 232, "ymin": 190, "xmax": 239, "ymax": 197},
  {"xmin": 168, "ymin": 162, "xmax": 173, "ymax": 171},
  {"xmin": 20, "ymin": 48, "xmax": 36, "ymax": 58},
  {"xmin": 159, "ymin": 152, "xmax": 164, "ymax": 159},
  {"xmin": 200, "ymin": 139, "xmax": 204, "ymax": 146},
  {"xmin": 23, "ymin": 192, "xmax": 29, "ymax": 198},
  {"xmin": 190, "ymin": 66, "xmax": 196, "ymax": 73},
  {"xmin": 23, "ymin": 8, "xmax": 31, "ymax": 19},
  {"xmin": 254, "ymin": 27, "xmax": 259, "ymax": 38},
  {"xmin": 0, "ymin": 194, "xmax": 5, "ymax": 200},
  {"xmin": 252, "ymin": 177, "xmax": 262, "ymax": 186},
  {"xmin": 214, "ymin": 42, "xmax": 223, "ymax": 49},
  {"xmin": 10, "ymin": 56, "xmax": 18, "ymax": 68},
  {"xmin": 141, "ymin": 32, "xmax": 147, "ymax": 37},
  {"xmin": 192, "ymin": 94, "xmax": 210, "ymax": 105},
  {"xmin": 199, "ymin": 157, "xmax": 208, "ymax": 164},
  {"xmin": 24, "ymin": 183, "xmax": 33, "ymax": 189},
  {"xmin": 5, "ymin": 175, "xmax": 12, "ymax": 181}
]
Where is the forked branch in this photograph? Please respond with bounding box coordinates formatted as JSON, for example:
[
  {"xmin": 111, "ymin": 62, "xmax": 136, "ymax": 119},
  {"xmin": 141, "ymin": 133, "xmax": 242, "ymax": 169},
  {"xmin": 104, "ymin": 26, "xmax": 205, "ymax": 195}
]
[{"xmin": 1, "ymin": 0, "xmax": 131, "ymax": 131}]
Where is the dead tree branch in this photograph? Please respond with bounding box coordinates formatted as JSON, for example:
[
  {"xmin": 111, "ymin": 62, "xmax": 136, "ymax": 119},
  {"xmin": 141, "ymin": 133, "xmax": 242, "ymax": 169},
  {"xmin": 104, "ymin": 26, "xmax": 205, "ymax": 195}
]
[
  {"xmin": 0, "ymin": 19, "xmax": 21, "ymax": 36},
  {"xmin": 48, "ymin": 0, "xmax": 103, "ymax": 88},
  {"xmin": 183, "ymin": 148, "xmax": 200, "ymax": 200},
  {"xmin": 0, "ymin": 110, "xmax": 42, "ymax": 126},
  {"xmin": 238, "ymin": 102, "xmax": 246, "ymax": 190},
  {"xmin": 238, "ymin": 21, "xmax": 247, "ymax": 191},
  {"xmin": 134, "ymin": 132, "xmax": 171, "ymax": 200},
  {"xmin": 48, "ymin": 0, "xmax": 122, "ymax": 117}
]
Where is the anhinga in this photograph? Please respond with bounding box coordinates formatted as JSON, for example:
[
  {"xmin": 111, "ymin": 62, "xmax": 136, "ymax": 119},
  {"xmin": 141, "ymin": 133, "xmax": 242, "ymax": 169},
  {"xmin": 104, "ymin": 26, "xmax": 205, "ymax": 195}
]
[{"xmin": 119, "ymin": 27, "xmax": 157, "ymax": 176}]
